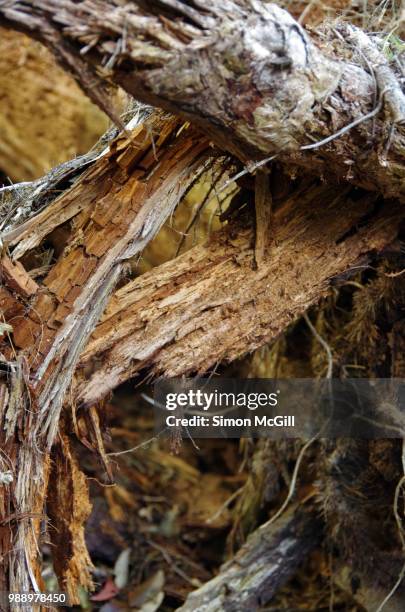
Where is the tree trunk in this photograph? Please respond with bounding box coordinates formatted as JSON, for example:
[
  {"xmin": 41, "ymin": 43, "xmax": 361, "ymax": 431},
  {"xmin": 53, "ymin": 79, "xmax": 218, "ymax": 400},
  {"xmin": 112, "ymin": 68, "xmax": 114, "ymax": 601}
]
[{"xmin": 0, "ymin": 1, "xmax": 404, "ymax": 198}]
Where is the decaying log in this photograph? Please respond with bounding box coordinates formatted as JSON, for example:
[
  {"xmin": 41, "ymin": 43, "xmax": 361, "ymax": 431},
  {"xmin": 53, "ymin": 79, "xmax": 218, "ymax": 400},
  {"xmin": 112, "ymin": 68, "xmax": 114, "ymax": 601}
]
[
  {"xmin": 0, "ymin": 5, "xmax": 404, "ymax": 602},
  {"xmin": 0, "ymin": 255, "xmax": 38, "ymax": 298},
  {"xmin": 77, "ymin": 185, "xmax": 404, "ymax": 404},
  {"xmin": 177, "ymin": 502, "xmax": 322, "ymax": 611},
  {"xmin": 1, "ymin": 119, "xmax": 129, "ymax": 255},
  {"xmin": 0, "ymin": 111, "xmax": 209, "ymax": 601},
  {"xmin": 0, "ymin": 2, "xmax": 404, "ymax": 198},
  {"xmin": 0, "ymin": 286, "xmax": 24, "ymax": 341}
]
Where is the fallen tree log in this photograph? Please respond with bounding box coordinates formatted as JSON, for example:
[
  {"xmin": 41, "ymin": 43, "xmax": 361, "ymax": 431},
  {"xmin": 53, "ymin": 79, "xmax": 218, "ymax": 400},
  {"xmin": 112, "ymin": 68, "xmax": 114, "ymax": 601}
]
[
  {"xmin": 76, "ymin": 184, "xmax": 404, "ymax": 403},
  {"xmin": 4, "ymin": 125, "xmax": 403, "ymax": 600},
  {"xmin": 177, "ymin": 502, "xmax": 322, "ymax": 611},
  {"xmin": 5, "ymin": 111, "xmax": 209, "ymax": 443},
  {"xmin": 0, "ymin": 1, "xmax": 404, "ymax": 198},
  {"xmin": 0, "ymin": 3, "xmax": 404, "ymax": 604}
]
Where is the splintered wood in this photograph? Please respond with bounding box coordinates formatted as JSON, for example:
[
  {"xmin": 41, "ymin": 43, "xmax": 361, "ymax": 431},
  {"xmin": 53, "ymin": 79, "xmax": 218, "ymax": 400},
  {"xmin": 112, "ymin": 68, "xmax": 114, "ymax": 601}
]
[
  {"xmin": 254, "ymin": 169, "xmax": 272, "ymax": 268},
  {"xmin": 47, "ymin": 433, "xmax": 94, "ymax": 601},
  {"xmin": 0, "ymin": 112, "xmax": 209, "ymax": 603},
  {"xmin": 0, "ymin": 255, "xmax": 38, "ymax": 298},
  {"xmin": 0, "ymin": 2, "xmax": 404, "ymax": 607},
  {"xmin": 6, "ymin": 113, "xmax": 208, "ymax": 444},
  {"xmin": 10, "ymin": 116, "xmax": 205, "ymax": 359},
  {"xmin": 77, "ymin": 185, "xmax": 403, "ymax": 405}
]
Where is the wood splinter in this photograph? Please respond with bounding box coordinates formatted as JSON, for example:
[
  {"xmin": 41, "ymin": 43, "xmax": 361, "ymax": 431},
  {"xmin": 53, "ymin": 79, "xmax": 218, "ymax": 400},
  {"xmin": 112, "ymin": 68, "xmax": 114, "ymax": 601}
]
[
  {"xmin": 0, "ymin": 255, "xmax": 38, "ymax": 298},
  {"xmin": 254, "ymin": 169, "xmax": 272, "ymax": 268}
]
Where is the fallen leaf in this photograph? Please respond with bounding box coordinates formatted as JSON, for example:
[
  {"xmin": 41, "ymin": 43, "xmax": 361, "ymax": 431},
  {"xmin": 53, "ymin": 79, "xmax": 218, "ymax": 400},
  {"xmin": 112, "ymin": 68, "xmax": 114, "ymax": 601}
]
[
  {"xmin": 114, "ymin": 547, "xmax": 131, "ymax": 589},
  {"xmin": 91, "ymin": 577, "xmax": 119, "ymax": 602},
  {"xmin": 129, "ymin": 569, "xmax": 165, "ymax": 611}
]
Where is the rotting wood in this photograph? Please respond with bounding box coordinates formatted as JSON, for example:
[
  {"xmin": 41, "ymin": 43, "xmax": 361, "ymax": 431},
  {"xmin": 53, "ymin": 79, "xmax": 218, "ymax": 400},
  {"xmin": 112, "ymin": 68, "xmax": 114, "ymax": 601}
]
[
  {"xmin": 46, "ymin": 431, "xmax": 94, "ymax": 602},
  {"xmin": 8, "ymin": 113, "xmax": 209, "ymax": 445},
  {"xmin": 76, "ymin": 185, "xmax": 404, "ymax": 405},
  {"xmin": 0, "ymin": 4, "xmax": 403, "ymax": 603},
  {"xmin": 0, "ymin": 286, "xmax": 24, "ymax": 341},
  {"xmin": 0, "ymin": 110, "xmax": 144, "ymax": 258},
  {"xmin": 0, "ymin": 117, "xmax": 403, "ymax": 607},
  {"xmin": 0, "ymin": 111, "xmax": 210, "ymax": 602},
  {"xmin": 0, "ymin": 255, "xmax": 38, "ymax": 298},
  {"xmin": 0, "ymin": 358, "xmax": 51, "ymax": 603},
  {"xmin": 0, "ymin": 2, "xmax": 404, "ymax": 199}
]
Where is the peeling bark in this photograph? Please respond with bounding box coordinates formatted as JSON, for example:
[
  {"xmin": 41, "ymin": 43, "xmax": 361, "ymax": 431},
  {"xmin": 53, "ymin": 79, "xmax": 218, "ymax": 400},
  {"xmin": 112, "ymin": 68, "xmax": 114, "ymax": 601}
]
[{"xmin": 0, "ymin": 1, "xmax": 404, "ymax": 198}]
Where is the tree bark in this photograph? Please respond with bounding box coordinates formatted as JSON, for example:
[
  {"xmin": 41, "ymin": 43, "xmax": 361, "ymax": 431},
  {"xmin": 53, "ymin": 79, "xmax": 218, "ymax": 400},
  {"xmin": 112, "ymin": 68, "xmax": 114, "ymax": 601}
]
[{"xmin": 0, "ymin": 1, "xmax": 404, "ymax": 198}]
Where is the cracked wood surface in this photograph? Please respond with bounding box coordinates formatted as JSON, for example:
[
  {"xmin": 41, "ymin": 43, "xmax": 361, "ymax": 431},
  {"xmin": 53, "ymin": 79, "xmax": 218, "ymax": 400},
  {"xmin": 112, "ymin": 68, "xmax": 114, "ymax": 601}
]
[
  {"xmin": 47, "ymin": 432, "xmax": 94, "ymax": 601},
  {"xmin": 0, "ymin": 255, "xmax": 38, "ymax": 298},
  {"xmin": 76, "ymin": 184, "xmax": 404, "ymax": 405},
  {"xmin": 7, "ymin": 113, "xmax": 208, "ymax": 444},
  {"xmin": 0, "ymin": 1, "xmax": 404, "ymax": 199},
  {"xmin": 0, "ymin": 112, "xmax": 209, "ymax": 602}
]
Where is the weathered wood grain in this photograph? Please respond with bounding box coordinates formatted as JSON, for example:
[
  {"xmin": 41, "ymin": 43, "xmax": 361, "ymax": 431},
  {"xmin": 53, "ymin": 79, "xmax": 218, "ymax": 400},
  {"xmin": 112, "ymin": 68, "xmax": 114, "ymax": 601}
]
[{"xmin": 77, "ymin": 185, "xmax": 404, "ymax": 405}]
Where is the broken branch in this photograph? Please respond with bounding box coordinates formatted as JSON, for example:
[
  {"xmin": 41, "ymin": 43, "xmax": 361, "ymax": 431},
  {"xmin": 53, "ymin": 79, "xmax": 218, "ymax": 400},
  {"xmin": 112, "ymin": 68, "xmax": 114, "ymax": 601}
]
[{"xmin": 0, "ymin": 2, "xmax": 404, "ymax": 198}]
